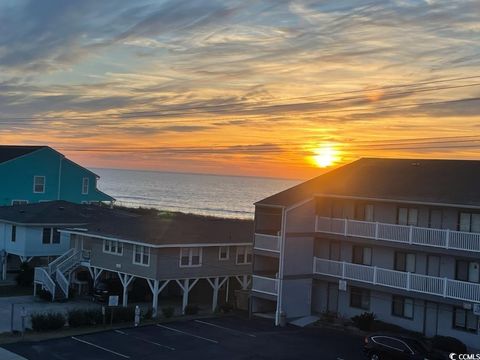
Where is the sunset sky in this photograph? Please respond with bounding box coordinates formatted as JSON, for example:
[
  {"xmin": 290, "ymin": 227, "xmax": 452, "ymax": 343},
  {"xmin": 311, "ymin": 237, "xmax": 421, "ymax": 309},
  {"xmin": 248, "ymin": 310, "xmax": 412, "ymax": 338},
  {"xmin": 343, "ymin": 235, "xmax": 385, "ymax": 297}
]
[{"xmin": 1, "ymin": 0, "xmax": 479, "ymax": 179}]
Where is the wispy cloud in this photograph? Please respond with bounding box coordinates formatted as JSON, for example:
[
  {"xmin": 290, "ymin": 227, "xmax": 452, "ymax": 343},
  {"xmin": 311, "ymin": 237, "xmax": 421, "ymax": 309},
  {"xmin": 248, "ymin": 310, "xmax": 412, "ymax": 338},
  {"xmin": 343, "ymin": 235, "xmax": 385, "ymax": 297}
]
[{"xmin": 0, "ymin": 0, "xmax": 479, "ymax": 178}]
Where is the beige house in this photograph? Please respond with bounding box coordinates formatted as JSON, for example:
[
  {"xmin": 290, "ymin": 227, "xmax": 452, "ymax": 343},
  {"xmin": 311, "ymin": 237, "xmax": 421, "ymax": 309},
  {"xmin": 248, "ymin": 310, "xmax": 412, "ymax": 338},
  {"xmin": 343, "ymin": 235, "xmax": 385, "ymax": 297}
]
[{"xmin": 33, "ymin": 203, "xmax": 253, "ymax": 316}]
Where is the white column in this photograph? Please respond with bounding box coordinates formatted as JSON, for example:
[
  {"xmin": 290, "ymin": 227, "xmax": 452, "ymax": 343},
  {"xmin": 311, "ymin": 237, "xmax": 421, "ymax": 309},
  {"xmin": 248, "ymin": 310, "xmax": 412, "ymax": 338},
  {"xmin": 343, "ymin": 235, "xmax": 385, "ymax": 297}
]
[
  {"xmin": 1, "ymin": 253, "xmax": 7, "ymax": 281},
  {"xmin": 210, "ymin": 277, "xmax": 219, "ymax": 312},
  {"xmin": 152, "ymin": 280, "xmax": 159, "ymax": 317},
  {"xmin": 182, "ymin": 279, "xmax": 189, "ymax": 314},
  {"xmin": 147, "ymin": 279, "xmax": 170, "ymax": 318},
  {"xmin": 118, "ymin": 273, "xmax": 135, "ymax": 307}
]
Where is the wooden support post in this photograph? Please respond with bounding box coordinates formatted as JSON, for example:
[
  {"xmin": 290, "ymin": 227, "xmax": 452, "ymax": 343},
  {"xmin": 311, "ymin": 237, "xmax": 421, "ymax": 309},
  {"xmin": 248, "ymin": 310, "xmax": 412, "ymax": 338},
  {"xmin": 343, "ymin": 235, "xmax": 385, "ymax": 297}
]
[
  {"xmin": 147, "ymin": 279, "xmax": 170, "ymax": 318},
  {"xmin": 118, "ymin": 273, "xmax": 135, "ymax": 307},
  {"xmin": 182, "ymin": 279, "xmax": 189, "ymax": 314}
]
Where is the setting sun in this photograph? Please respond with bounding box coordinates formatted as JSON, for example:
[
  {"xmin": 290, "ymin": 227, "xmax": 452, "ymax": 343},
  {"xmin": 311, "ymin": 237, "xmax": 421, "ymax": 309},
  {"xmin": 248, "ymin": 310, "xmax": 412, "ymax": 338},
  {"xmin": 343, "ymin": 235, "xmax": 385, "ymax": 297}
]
[{"xmin": 312, "ymin": 146, "xmax": 339, "ymax": 168}]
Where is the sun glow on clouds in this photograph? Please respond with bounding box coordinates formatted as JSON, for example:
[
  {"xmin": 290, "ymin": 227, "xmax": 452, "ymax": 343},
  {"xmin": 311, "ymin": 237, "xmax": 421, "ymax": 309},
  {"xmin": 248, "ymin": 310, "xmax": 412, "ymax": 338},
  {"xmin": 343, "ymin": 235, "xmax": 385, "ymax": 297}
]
[
  {"xmin": 0, "ymin": 0, "xmax": 479, "ymax": 179},
  {"xmin": 312, "ymin": 145, "xmax": 340, "ymax": 168}
]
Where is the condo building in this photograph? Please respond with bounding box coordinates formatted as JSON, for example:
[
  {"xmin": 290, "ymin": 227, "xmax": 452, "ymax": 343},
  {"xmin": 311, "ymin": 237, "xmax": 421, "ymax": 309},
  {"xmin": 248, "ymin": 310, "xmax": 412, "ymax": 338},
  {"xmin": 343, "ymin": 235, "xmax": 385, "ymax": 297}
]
[{"xmin": 251, "ymin": 158, "xmax": 480, "ymax": 349}]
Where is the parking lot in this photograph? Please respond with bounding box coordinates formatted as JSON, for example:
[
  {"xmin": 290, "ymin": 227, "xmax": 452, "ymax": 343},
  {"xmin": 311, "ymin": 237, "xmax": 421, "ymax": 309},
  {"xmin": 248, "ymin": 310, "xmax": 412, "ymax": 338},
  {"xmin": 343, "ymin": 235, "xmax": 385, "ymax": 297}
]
[{"xmin": 2, "ymin": 316, "xmax": 364, "ymax": 360}]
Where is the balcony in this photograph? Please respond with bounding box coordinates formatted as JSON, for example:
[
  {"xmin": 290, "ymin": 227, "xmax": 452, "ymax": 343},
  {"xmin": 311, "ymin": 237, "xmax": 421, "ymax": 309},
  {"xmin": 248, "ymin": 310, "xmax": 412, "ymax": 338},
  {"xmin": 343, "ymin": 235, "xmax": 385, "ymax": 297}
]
[
  {"xmin": 313, "ymin": 257, "xmax": 480, "ymax": 303},
  {"xmin": 254, "ymin": 233, "xmax": 280, "ymax": 253},
  {"xmin": 252, "ymin": 275, "xmax": 279, "ymax": 296},
  {"xmin": 316, "ymin": 216, "xmax": 480, "ymax": 253}
]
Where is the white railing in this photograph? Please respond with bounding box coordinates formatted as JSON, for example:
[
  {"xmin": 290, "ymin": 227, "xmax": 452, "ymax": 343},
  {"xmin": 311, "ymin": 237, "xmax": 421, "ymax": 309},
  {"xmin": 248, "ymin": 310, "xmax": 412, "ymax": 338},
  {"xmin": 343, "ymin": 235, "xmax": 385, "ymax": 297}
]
[
  {"xmin": 252, "ymin": 275, "xmax": 279, "ymax": 296},
  {"xmin": 34, "ymin": 267, "xmax": 56, "ymax": 300},
  {"xmin": 316, "ymin": 216, "xmax": 480, "ymax": 253},
  {"xmin": 48, "ymin": 248, "xmax": 75, "ymax": 275},
  {"xmin": 57, "ymin": 250, "xmax": 82, "ymax": 274},
  {"xmin": 254, "ymin": 233, "xmax": 280, "ymax": 253},
  {"xmin": 56, "ymin": 269, "xmax": 69, "ymax": 297},
  {"xmin": 313, "ymin": 258, "xmax": 480, "ymax": 303}
]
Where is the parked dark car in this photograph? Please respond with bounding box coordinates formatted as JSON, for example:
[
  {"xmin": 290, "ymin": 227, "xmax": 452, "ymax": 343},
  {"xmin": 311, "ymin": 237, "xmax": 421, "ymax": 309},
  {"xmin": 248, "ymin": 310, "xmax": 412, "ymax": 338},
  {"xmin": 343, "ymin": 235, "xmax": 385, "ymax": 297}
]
[
  {"xmin": 92, "ymin": 279, "xmax": 122, "ymax": 303},
  {"xmin": 363, "ymin": 334, "xmax": 444, "ymax": 360}
]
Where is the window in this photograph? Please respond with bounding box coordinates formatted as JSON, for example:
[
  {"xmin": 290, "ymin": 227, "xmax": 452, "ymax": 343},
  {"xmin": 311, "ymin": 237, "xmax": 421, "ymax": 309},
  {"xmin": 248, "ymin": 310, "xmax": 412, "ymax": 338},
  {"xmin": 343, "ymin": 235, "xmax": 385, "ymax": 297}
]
[
  {"xmin": 236, "ymin": 246, "xmax": 252, "ymax": 264},
  {"xmin": 33, "ymin": 176, "xmax": 45, "ymax": 193},
  {"xmin": 11, "ymin": 225, "xmax": 16, "ymax": 242},
  {"xmin": 392, "ymin": 296, "xmax": 414, "ymax": 319},
  {"xmin": 398, "ymin": 207, "xmax": 418, "ymax": 226},
  {"xmin": 179, "ymin": 247, "xmax": 202, "ymax": 267},
  {"xmin": 352, "ymin": 246, "xmax": 372, "ymax": 265},
  {"xmin": 42, "ymin": 228, "xmax": 51, "ymax": 244},
  {"xmin": 459, "ymin": 212, "xmax": 480, "ymax": 233},
  {"xmin": 103, "ymin": 240, "xmax": 123, "ymax": 255},
  {"xmin": 42, "ymin": 228, "xmax": 61, "ymax": 244},
  {"xmin": 11, "ymin": 200, "xmax": 28, "ymax": 205},
  {"xmin": 453, "ymin": 307, "xmax": 478, "ymax": 333},
  {"xmin": 372, "ymin": 337, "xmax": 411, "ymax": 353},
  {"xmin": 133, "ymin": 245, "xmax": 150, "ymax": 266},
  {"xmin": 329, "ymin": 241, "xmax": 341, "ymax": 261},
  {"xmin": 82, "ymin": 177, "xmax": 89, "ymax": 195},
  {"xmin": 395, "ymin": 252, "xmax": 416, "ymax": 273},
  {"xmin": 429, "ymin": 209, "xmax": 443, "ymax": 229},
  {"xmin": 350, "ymin": 286, "xmax": 370, "ymax": 310},
  {"xmin": 355, "ymin": 203, "xmax": 375, "ymax": 222},
  {"xmin": 219, "ymin": 246, "xmax": 229, "ymax": 260},
  {"xmin": 456, "ymin": 260, "xmax": 480, "ymax": 283}
]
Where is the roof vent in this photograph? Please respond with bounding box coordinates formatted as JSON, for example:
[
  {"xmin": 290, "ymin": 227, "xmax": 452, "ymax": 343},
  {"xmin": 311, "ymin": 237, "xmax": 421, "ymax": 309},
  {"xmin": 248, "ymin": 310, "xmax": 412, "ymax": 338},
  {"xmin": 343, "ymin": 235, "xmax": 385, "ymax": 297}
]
[
  {"xmin": 411, "ymin": 162, "xmax": 420, "ymax": 166},
  {"xmin": 58, "ymin": 206, "xmax": 65, "ymax": 210}
]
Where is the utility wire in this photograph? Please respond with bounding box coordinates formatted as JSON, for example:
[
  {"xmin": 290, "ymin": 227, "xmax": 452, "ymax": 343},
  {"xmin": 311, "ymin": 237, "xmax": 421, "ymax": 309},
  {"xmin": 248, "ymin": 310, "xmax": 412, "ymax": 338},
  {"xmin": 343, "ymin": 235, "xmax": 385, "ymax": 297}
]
[{"xmin": 0, "ymin": 78, "xmax": 479, "ymax": 124}]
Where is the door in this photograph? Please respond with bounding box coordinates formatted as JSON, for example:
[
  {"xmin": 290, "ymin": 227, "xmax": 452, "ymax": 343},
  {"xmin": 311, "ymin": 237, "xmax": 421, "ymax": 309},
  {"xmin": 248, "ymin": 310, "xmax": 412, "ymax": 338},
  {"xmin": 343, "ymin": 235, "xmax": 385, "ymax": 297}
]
[
  {"xmin": 469, "ymin": 262, "xmax": 479, "ymax": 283},
  {"xmin": 424, "ymin": 302, "xmax": 438, "ymax": 337},
  {"xmin": 327, "ymin": 282, "xmax": 339, "ymax": 314},
  {"xmin": 427, "ymin": 255, "xmax": 440, "ymax": 277},
  {"xmin": 429, "ymin": 209, "xmax": 442, "ymax": 229}
]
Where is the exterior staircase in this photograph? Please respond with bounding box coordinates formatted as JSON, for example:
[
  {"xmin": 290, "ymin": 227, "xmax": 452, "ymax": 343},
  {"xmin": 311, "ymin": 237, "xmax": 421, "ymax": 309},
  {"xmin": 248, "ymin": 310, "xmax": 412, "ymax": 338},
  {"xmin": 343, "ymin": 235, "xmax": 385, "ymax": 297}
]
[{"xmin": 34, "ymin": 249, "xmax": 87, "ymax": 301}]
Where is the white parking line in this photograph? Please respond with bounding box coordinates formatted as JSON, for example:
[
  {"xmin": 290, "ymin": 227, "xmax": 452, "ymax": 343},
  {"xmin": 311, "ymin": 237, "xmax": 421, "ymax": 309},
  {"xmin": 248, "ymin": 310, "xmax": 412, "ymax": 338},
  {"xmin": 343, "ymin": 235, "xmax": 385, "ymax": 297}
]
[
  {"xmin": 156, "ymin": 324, "xmax": 219, "ymax": 344},
  {"xmin": 194, "ymin": 320, "xmax": 256, "ymax": 337},
  {"xmin": 71, "ymin": 336, "xmax": 130, "ymax": 359},
  {"xmin": 114, "ymin": 329, "xmax": 176, "ymax": 351}
]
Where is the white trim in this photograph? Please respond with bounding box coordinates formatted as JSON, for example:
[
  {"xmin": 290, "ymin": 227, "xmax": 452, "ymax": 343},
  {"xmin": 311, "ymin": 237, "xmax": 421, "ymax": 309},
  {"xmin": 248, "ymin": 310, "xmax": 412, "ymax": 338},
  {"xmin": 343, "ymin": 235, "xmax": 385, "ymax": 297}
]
[
  {"xmin": 33, "ymin": 175, "xmax": 46, "ymax": 194},
  {"xmin": 102, "ymin": 239, "xmax": 123, "ymax": 256},
  {"xmin": 42, "ymin": 227, "xmax": 60, "ymax": 245},
  {"xmin": 218, "ymin": 246, "xmax": 230, "ymax": 261},
  {"xmin": 60, "ymin": 229, "xmax": 252, "ymax": 248},
  {"xmin": 179, "ymin": 247, "xmax": 203, "ymax": 268},
  {"xmin": 132, "ymin": 245, "xmax": 150, "ymax": 266},
  {"xmin": 82, "ymin": 177, "xmax": 89, "ymax": 195},
  {"xmin": 11, "ymin": 200, "xmax": 28, "ymax": 205},
  {"xmin": 236, "ymin": 245, "xmax": 252, "ymax": 265}
]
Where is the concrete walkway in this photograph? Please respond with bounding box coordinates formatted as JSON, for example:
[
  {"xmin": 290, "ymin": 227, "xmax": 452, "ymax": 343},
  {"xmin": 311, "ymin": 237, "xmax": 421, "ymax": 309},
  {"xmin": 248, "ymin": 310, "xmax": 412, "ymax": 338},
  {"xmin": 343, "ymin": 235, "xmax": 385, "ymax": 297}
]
[{"xmin": 0, "ymin": 347, "xmax": 28, "ymax": 360}]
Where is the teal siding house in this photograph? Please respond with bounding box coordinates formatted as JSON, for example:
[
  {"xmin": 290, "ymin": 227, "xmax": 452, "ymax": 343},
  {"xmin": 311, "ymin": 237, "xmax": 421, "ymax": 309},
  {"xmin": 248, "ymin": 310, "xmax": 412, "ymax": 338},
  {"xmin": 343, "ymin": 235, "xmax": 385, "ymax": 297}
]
[{"xmin": 0, "ymin": 145, "xmax": 113, "ymax": 205}]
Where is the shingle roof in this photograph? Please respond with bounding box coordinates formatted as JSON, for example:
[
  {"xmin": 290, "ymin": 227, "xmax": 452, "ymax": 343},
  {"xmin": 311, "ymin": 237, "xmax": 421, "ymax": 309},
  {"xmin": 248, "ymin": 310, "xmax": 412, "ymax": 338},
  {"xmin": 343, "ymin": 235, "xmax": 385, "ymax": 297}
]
[
  {"xmin": 0, "ymin": 201, "xmax": 253, "ymax": 246},
  {"xmin": 0, "ymin": 145, "xmax": 46, "ymax": 164},
  {"xmin": 0, "ymin": 200, "xmax": 136, "ymax": 225},
  {"xmin": 256, "ymin": 158, "xmax": 480, "ymax": 208},
  {"xmin": 79, "ymin": 212, "xmax": 253, "ymax": 246}
]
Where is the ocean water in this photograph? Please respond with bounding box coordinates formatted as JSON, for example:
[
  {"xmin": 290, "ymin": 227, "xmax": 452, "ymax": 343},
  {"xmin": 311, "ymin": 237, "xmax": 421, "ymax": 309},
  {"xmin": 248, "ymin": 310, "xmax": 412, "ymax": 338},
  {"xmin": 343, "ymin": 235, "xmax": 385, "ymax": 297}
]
[{"xmin": 93, "ymin": 168, "xmax": 300, "ymax": 219}]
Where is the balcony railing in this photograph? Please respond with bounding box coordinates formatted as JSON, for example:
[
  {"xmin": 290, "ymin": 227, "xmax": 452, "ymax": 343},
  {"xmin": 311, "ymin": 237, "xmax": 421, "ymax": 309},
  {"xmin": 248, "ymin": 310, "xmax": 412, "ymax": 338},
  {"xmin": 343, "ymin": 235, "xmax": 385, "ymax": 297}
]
[
  {"xmin": 315, "ymin": 216, "xmax": 480, "ymax": 253},
  {"xmin": 313, "ymin": 257, "xmax": 480, "ymax": 303},
  {"xmin": 254, "ymin": 233, "xmax": 280, "ymax": 253},
  {"xmin": 252, "ymin": 275, "xmax": 279, "ymax": 296}
]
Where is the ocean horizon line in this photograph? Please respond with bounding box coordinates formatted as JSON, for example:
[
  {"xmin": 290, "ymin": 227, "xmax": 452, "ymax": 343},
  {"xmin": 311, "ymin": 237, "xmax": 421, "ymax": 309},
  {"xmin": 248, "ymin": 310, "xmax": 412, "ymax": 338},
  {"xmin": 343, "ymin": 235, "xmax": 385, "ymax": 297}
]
[{"xmin": 90, "ymin": 166, "xmax": 304, "ymax": 182}]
